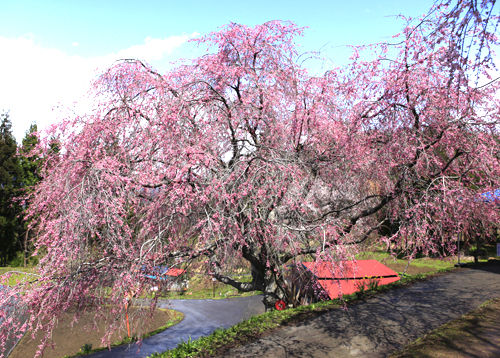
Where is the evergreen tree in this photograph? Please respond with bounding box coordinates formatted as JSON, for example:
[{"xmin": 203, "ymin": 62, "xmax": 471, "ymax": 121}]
[
  {"xmin": 20, "ymin": 123, "xmax": 41, "ymax": 188},
  {"xmin": 0, "ymin": 112, "xmax": 23, "ymax": 266},
  {"xmin": 19, "ymin": 123, "xmax": 41, "ymax": 266}
]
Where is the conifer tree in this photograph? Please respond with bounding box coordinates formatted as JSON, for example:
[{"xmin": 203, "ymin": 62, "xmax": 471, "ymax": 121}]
[
  {"xmin": 0, "ymin": 112, "xmax": 23, "ymax": 266},
  {"xmin": 20, "ymin": 123, "xmax": 40, "ymax": 188},
  {"xmin": 19, "ymin": 123, "xmax": 41, "ymax": 266}
]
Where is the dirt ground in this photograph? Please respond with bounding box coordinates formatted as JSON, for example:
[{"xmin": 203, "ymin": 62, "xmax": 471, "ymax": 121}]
[
  {"xmin": 10, "ymin": 306, "xmax": 181, "ymax": 358},
  {"xmin": 391, "ymin": 297, "xmax": 500, "ymax": 357}
]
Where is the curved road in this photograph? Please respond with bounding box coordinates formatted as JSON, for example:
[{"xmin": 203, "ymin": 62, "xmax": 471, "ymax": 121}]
[{"xmin": 86, "ymin": 295, "xmax": 265, "ymax": 358}]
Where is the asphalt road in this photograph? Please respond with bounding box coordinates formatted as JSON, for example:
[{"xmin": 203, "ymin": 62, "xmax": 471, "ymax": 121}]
[
  {"xmin": 86, "ymin": 295, "xmax": 265, "ymax": 358},
  {"xmin": 2, "ymin": 286, "xmax": 28, "ymax": 358},
  {"xmin": 225, "ymin": 264, "xmax": 500, "ymax": 357}
]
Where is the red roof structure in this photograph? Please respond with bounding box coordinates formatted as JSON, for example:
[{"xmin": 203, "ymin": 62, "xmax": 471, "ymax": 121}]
[
  {"xmin": 164, "ymin": 268, "xmax": 186, "ymax": 277},
  {"xmin": 142, "ymin": 266, "xmax": 186, "ymax": 280},
  {"xmin": 302, "ymin": 260, "xmax": 399, "ymax": 299}
]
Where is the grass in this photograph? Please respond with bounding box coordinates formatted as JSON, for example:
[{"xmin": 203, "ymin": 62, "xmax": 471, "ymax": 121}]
[
  {"xmin": 0, "ymin": 266, "xmax": 262, "ymax": 300},
  {"xmin": 389, "ymin": 297, "xmax": 500, "ymax": 357},
  {"xmin": 0, "ymin": 266, "xmax": 37, "ymax": 286},
  {"xmin": 159, "ymin": 287, "xmax": 262, "ymax": 300},
  {"xmin": 149, "ymin": 267, "xmax": 455, "ymax": 358},
  {"xmin": 357, "ymin": 250, "xmax": 484, "ymax": 271},
  {"xmin": 148, "ymin": 274, "xmax": 262, "ymax": 300},
  {"xmin": 61, "ymin": 309, "xmax": 184, "ymax": 358}
]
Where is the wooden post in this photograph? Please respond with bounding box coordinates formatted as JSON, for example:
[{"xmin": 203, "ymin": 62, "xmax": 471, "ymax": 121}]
[
  {"xmin": 126, "ymin": 308, "xmax": 131, "ymax": 338},
  {"xmin": 125, "ymin": 291, "xmax": 132, "ymax": 338}
]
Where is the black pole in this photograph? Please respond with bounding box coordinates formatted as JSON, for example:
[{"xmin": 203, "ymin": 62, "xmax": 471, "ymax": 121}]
[{"xmin": 455, "ymin": 232, "xmax": 467, "ymax": 267}]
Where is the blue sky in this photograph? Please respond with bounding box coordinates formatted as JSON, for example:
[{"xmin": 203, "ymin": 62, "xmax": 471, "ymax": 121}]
[{"xmin": 0, "ymin": 0, "xmax": 434, "ymax": 142}]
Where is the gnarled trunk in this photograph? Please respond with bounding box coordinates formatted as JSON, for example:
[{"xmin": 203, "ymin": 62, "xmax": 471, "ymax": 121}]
[{"xmin": 210, "ymin": 256, "xmax": 289, "ymax": 311}]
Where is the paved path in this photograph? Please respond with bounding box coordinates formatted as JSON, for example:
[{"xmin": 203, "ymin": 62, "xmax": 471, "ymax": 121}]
[
  {"xmin": 226, "ymin": 264, "xmax": 500, "ymax": 357},
  {"xmin": 2, "ymin": 286, "xmax": 15, "ymax": 357},
  {"xmin": 2, "ymin": 286, "xmax": 28, "ymax": 358},
  {"xmin": 87, "ymin": 295, "xmax": 265, "ymax": 358}
]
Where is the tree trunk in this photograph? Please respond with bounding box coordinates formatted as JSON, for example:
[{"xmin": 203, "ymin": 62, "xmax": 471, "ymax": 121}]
[
  {"xmin": 211, "ymin": 258, "xmax": 289, "ymax": 312},
  {"xmin": 261, "ymin": 273, "xmax": 286, "ymax": 311},
  {"xmin": 248, "ymin": 265, "xmax": 288, "ymax": 312}
]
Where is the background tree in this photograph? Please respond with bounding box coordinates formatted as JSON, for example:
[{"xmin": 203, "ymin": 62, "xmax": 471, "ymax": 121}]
[
  {"xmin": 0, "ymin": 112, "xmax": 23, "ymax": 267},
  {"xmin": 19, "ymin": 123, "xmax": 41, "ymax": 267},
  {"xmin": 1, "ymin": 1, "xmax": 499, "ymax": 356},
  {"xmin": 19, "ymin": 123, "xmax": 40, "ymax": 188}
]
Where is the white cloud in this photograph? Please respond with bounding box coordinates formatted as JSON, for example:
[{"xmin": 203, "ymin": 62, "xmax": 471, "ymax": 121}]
[
  {"xmin": 0, "ymin": 34, "xmax": 195, "ymax": 143},
  {"xmin": 115, "ymin": 35, "xmax": 194, "ymax": 61},
  {"xmin": 71, "ymin": 42, "xmax": 79, "ymax": 47}
]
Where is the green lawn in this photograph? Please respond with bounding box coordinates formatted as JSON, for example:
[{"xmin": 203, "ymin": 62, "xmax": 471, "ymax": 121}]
[
  {"xmin": 357, "ymin": 250, "xmax": 482, "ymax": 272},
  {"xmin": 148, "ymin": 274, "xmax": 262, "ymax": 300},
  {"xmin": 0, "ymin": 267, "xmax": 37, "ymax": 286}
]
